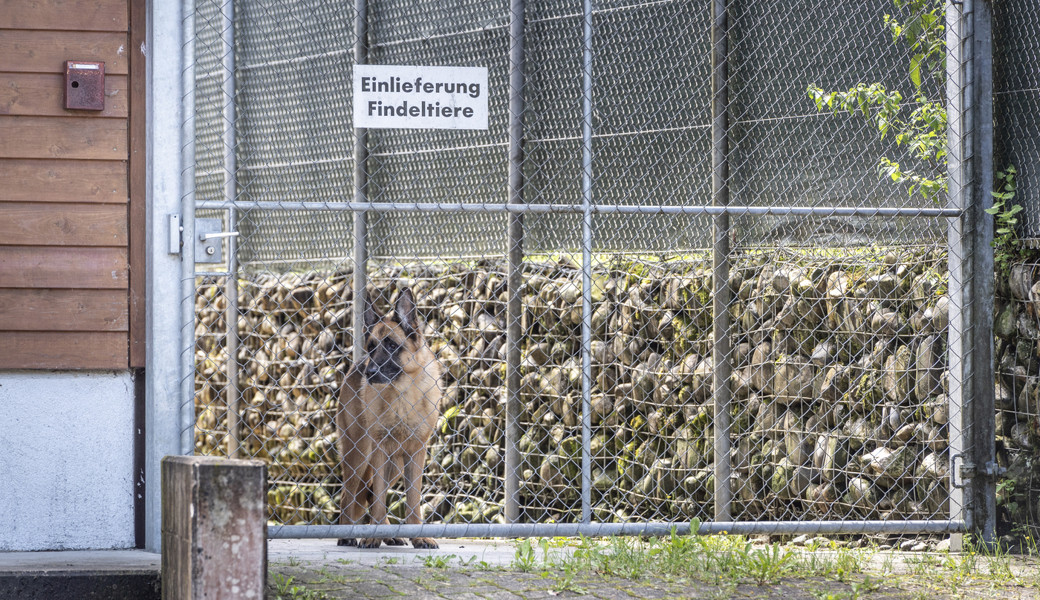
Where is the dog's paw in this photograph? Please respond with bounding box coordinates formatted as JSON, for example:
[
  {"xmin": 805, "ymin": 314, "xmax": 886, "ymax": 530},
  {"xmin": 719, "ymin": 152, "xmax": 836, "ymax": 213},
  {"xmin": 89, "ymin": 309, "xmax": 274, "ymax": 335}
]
[
  {"xmin": 384, "ymin": 537, "xmax": 407, "ymax": 546},
  {"xmin": 411, "ymin": 537, "xmax": 439, "ymax": 550},
  {"xmin": 358, "ymin": 538, "xmax": 382, "ymax": 549},
  {"xmin": 337, "ymin": 538, "xmax": 358, "ymax": 547}
]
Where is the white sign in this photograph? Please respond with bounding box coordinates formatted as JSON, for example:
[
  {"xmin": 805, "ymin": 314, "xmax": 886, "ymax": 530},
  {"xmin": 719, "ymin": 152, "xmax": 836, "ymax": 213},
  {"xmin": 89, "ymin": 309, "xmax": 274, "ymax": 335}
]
[{"xmin": 353, "ymin": 64, "xmax": 488, "ymax": 130}]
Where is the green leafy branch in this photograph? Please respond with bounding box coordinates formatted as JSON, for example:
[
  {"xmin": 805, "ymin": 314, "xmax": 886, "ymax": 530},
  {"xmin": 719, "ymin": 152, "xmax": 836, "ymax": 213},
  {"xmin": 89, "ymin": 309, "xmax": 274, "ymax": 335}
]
[
  {"xmin": 985, "ymin": 165, "xmax": 1023, "ymax": 280},
  {"xmin": 807, "ymin": 0, "xmax": 947, "ymax": 202}
]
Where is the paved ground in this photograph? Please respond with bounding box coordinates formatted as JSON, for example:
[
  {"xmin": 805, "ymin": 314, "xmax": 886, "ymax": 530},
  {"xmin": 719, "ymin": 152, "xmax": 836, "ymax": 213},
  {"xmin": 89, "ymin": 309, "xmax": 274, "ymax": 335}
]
[
  {"xmin": 266, "ymin": 539, "xmax": 1040, "ymax": 600},
  {"xmin": 268, "ymin": 538, "xmax": 521, "ymax": 567},
  {"xmin": 2, "ymin": 538, "xmax": 1037, "ymax": 600}
]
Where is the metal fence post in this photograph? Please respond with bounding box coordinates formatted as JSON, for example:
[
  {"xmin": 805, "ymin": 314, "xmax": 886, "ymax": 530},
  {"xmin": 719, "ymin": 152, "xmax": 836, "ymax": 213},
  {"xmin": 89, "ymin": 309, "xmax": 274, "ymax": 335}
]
[
  {"xmin": 180, "ymin": 0, "xmax": 197, "ymax": 457},
  {"xmin": 352, "ymin": 0, "xmax": 370, "ymax": 364},
  {"xmin": 945, "ymin": 0, "xmax": 970, "ymax": 549},
  {"xmin": 504, "ymin": 0, "xmax": 527, "ymax": 524},
  {"xmin": 970, "ymin": 0, "xmax": 997, "ymax": 546},
  {"xmin": 580, "ymin": 0, "xmax": 594, "ymax": 525},
  {"xmin": 711, "ymin": 0, "xmax": 732, "ymax": 523},
  {"xmin": 222, "ymin": 0, "xmax": 242, "ymax": 459},
  {"xmin": 148, "ymin": 0, "xmax": 194, "ymax": 551},
  {"xmin": 947, "ymin": 0, "xmax": 996, "ymax": 548}
]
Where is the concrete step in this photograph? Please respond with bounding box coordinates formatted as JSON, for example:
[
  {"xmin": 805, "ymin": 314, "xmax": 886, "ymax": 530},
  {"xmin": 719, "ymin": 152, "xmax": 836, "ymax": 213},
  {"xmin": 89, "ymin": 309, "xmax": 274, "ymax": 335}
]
[{"xmin": 0, "ymin": 549, "xmax": 160, "ymax": 600}]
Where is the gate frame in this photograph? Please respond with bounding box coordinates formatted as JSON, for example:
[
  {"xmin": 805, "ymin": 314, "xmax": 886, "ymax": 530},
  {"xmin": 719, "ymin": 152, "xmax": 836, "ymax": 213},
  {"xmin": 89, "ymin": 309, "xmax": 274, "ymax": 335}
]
[{"xmin": 165, "ymin": 0, "xmax": 998, "ymax": 545}]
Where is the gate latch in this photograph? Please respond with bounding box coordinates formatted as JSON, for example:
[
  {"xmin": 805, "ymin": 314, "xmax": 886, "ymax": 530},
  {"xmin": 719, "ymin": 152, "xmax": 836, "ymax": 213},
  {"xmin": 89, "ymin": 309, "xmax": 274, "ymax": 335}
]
[
  {"xmin": 196, "ymin": 218, "xmax": 239, "ymax": 263},
  {"xmin": 952, "ymin": 455, "xmax": 1006, "ymax": 489}
]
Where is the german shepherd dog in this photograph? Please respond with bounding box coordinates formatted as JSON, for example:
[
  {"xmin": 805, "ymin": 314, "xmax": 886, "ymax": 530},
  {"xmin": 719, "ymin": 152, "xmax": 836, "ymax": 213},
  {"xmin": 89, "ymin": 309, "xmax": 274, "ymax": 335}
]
[{"xmin": 335, "ymin": 286, "xmax": 442, "ymax": 549}]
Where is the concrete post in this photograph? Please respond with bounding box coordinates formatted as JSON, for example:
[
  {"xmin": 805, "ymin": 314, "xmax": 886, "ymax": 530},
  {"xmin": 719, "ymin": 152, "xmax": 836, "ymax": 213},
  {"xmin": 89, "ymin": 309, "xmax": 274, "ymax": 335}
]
[{"xmin": 161, "ymin": 456, "xmax": 267, "ymax": 600}]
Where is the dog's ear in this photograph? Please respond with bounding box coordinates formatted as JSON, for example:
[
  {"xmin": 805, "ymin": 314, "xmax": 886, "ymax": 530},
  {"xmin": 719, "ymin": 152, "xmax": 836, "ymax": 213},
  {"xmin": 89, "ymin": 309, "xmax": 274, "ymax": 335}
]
[
  {"xmin": 363, "ymin": 288, "xmax": 380, "ymax": 329},
  {"xmin": 394, "ymin": 287, "xmax": 418, "ymax": 338}
]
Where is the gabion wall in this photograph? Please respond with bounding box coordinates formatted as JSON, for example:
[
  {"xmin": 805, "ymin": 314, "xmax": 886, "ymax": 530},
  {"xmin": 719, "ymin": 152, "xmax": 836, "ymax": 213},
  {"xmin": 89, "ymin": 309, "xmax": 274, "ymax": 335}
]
[
  {"xmin": 994, "ymin": 264, "xmax": 1040, "ymax": 541},
  {"xmin": 195, "ymin": 244, "xmax": 956, "ymax": 527}
]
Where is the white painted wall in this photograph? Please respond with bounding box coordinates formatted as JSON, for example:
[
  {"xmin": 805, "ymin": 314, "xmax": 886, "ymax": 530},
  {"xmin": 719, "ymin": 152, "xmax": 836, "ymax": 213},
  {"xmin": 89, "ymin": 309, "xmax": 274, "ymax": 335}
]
[{"xmin": 0, "ymin": 371, "xmax": 135, "ymax": 551}]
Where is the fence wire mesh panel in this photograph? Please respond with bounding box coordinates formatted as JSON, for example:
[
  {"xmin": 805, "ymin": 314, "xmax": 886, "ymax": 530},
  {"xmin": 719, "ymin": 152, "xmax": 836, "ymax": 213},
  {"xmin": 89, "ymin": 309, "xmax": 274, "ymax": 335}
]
[
  {"xmin": 994, "ymin": 0, "xmax": 1040, "ymax": 240},
  {"xmin": 187, "ymin": 0, "xmax": 992, "ymax": 541},
  {"xmin": 991, "ymin": 2, "xmax": 1040, "ymax": 545}
]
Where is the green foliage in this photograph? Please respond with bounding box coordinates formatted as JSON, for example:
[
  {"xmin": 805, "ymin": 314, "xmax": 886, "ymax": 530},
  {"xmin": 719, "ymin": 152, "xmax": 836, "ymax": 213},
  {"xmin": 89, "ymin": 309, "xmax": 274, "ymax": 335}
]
[
  {"xmin": 807, "ymin": 0, "xmax": 947, "ymax": 201},
  {"xmin": 985, "ymin": 165, "xmax": 1023, "ymax": 280}
]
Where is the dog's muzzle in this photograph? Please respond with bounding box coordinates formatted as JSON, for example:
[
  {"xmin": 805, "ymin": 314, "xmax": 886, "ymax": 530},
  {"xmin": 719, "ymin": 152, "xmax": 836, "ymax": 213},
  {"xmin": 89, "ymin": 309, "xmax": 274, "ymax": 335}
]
[{"xmin": 364, "ymin": 360, "xmax": 394, "ymax": 384}]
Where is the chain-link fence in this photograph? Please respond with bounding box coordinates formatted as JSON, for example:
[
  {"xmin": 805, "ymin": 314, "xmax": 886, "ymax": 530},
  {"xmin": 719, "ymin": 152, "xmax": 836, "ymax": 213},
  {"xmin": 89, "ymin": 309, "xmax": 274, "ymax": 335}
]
[
  {"xmin": 994, "ymin": 0, "xmax": 1040, "ymax": 240},
  {"xmin": 185, "ymin": 0, "xmax": 1000, "ymax": 542},
  {"xmin": 989, "ymin": 0, "xmax": 1040, "ymax": 546}
]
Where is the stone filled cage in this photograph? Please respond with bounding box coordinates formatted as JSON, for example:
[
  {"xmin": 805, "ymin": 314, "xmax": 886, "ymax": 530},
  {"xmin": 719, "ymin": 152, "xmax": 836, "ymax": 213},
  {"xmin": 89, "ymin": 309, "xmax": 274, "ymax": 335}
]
[{"xmin": 185, "ymin": 0, "xmax": 1005, "ymax": 541}]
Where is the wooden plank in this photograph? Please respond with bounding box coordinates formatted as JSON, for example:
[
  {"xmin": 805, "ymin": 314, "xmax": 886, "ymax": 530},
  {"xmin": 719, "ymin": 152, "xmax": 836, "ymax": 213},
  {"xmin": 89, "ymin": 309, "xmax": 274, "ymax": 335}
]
[
  {"xmin": 0, "ymin": 31, "xmax": 128, "ymax": 75},
  {"xmin": 0, "ymin": 331, "xmax": 126, "ymax": 369},
  {"xmin": 0, "ymin": 159, "xmax": 127, "ymax": 203},
  {"xmin": 0, "ymin": 202, "xmax": 127, "ymax": 246},
  {"xmin": 0, "ymin": 289, "xmax": 128, "ymax": 331},
  {"xmin": 0, "ymin": 73, "xmax": 128, "ymax": 117},
  {"xmin": 0, "ymin": 0, "xmax": 128, "ymax": 32},
  {"xmin": 0, "ymin": 246, "xmax": 128, "ymax": 288},
  {"xmin": 129, "ymin": 0, "xmax": 146, "ymax": 367},
  {"xmin": 0, "ymin": 116, "xmax": 127, "ymax": 160}
]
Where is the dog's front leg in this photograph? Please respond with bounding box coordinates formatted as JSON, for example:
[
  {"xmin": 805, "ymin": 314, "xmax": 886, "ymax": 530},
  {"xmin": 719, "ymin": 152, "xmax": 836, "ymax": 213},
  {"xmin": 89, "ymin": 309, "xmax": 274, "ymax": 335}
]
[
  {"xmin": 358, "ymin": 445, "xmax": 390, "ymax": 549},
  {"xmin": 337, "ymin": 433, "xmax": 372, "ymax": 547},
  {"xmin": 402, "ymin": 441, "xmax": 438, "ymax": 549}
]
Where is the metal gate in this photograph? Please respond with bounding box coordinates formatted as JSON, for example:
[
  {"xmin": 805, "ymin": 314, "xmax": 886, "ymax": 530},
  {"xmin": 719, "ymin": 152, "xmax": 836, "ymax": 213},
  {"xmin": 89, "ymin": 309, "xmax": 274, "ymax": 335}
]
[{"xmin": 183, "ymin": 0, "xmax": 995, "ymax": 541}]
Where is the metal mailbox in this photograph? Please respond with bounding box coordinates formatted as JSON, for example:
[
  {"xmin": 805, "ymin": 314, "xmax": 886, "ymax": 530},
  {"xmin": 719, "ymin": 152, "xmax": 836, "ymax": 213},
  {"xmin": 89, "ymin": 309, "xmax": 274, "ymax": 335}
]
[{"xmin": 64, "ymin": 61, "xmax": 105, "ymax": 111}]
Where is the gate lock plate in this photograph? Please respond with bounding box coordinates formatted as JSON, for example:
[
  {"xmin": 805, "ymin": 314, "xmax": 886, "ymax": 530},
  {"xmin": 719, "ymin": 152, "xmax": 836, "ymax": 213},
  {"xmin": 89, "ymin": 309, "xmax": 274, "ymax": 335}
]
[
  {"xmin": 65, "ymin": 61, "xmax": 105, "ymax": 111},
  {"xmin": 196, "ymin": 216, "xmax": 227, "ymax": 261}
]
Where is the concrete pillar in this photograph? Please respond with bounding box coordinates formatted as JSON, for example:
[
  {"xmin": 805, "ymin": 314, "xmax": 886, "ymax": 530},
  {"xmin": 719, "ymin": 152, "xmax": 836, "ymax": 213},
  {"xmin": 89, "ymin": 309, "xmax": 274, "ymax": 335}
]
[{"xmin": 161, "ymin": 456, "xmax": 267, "ymax": 599}]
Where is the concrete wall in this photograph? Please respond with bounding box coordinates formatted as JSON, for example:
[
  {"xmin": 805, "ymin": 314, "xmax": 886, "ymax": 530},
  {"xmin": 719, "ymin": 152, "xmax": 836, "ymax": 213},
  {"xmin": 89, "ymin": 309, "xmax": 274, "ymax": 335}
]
[{"xmin": 0, "ymin": 371, "xmax": 135, "ymax": 551}]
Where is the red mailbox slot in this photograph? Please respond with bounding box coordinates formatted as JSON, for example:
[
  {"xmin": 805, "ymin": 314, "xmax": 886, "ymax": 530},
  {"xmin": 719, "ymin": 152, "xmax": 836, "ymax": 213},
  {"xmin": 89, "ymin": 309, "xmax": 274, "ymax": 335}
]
[{"xmin": 64, "ymin": 61, "xmax": 106, "ymax": 111}]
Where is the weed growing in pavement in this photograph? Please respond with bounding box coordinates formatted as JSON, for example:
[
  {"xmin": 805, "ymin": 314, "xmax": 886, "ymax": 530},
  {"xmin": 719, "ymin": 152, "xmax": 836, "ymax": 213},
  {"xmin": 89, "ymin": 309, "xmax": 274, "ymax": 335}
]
[
  {"xmin": 508, "ymin": 526, "xmax": 1040, "ymax": 595},
  {"xmin": 546, "ymin": 563, "xmax": 588, "ymax": 595},
  {"xmin": 512, "ymin": 538, "xmax": 539, "ymax": 572},
  {"xmin": 313, "ymin": 565, "xmax": 332, "ymax": 583},
  {"xmin": 737, "ymin": 542, "xmax": 794, "ymax": 586},
  {"xmin": 849, "ymin": 575, "xmax": 881, "ymax": 598},
  {"xmin": 904, "ymin": 552, "xmax": 934, "ymax": 576},
  {"xmin": 456, "ymin": 554, "xmax": 493, "ymax": 570},
  {"xmin": 272, "ymin": 573, "xmax": 294, "ymax": 595},
  {"xmin": 420, "ymin": 554, "xmax": 457, "ymax": 569},
  {"xmin": 270, "ymin": 573, "xmax": 330, "ymax": 600},
  {"xmin": 983, "ymin": 543, "xmax": 1015, "ymax": 582},
  {"xmin": 877, "ymin": 551, "xmax": 895, "ymax": 576},
  {"xmin": 809, "ymin": 575, "xmax": 879, "ymax": 600},
  {"xmin": 831, "ymin": 546, "xmax": 867, "ymax": 582}
]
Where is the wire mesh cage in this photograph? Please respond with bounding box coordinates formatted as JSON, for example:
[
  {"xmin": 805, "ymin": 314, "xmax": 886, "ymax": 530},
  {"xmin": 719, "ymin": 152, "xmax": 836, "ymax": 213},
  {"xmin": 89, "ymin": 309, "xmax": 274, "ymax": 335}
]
[{"xmin": 185, "ymin": 0, "xmax": 998, "ymax": 541}]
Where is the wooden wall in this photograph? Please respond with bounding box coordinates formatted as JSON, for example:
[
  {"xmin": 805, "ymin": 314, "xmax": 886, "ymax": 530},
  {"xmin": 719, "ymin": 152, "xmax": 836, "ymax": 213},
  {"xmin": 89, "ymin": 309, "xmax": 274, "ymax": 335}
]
[{"xmin": 0, "ymin": 0, "xmax": 140, "ymax": 369}]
